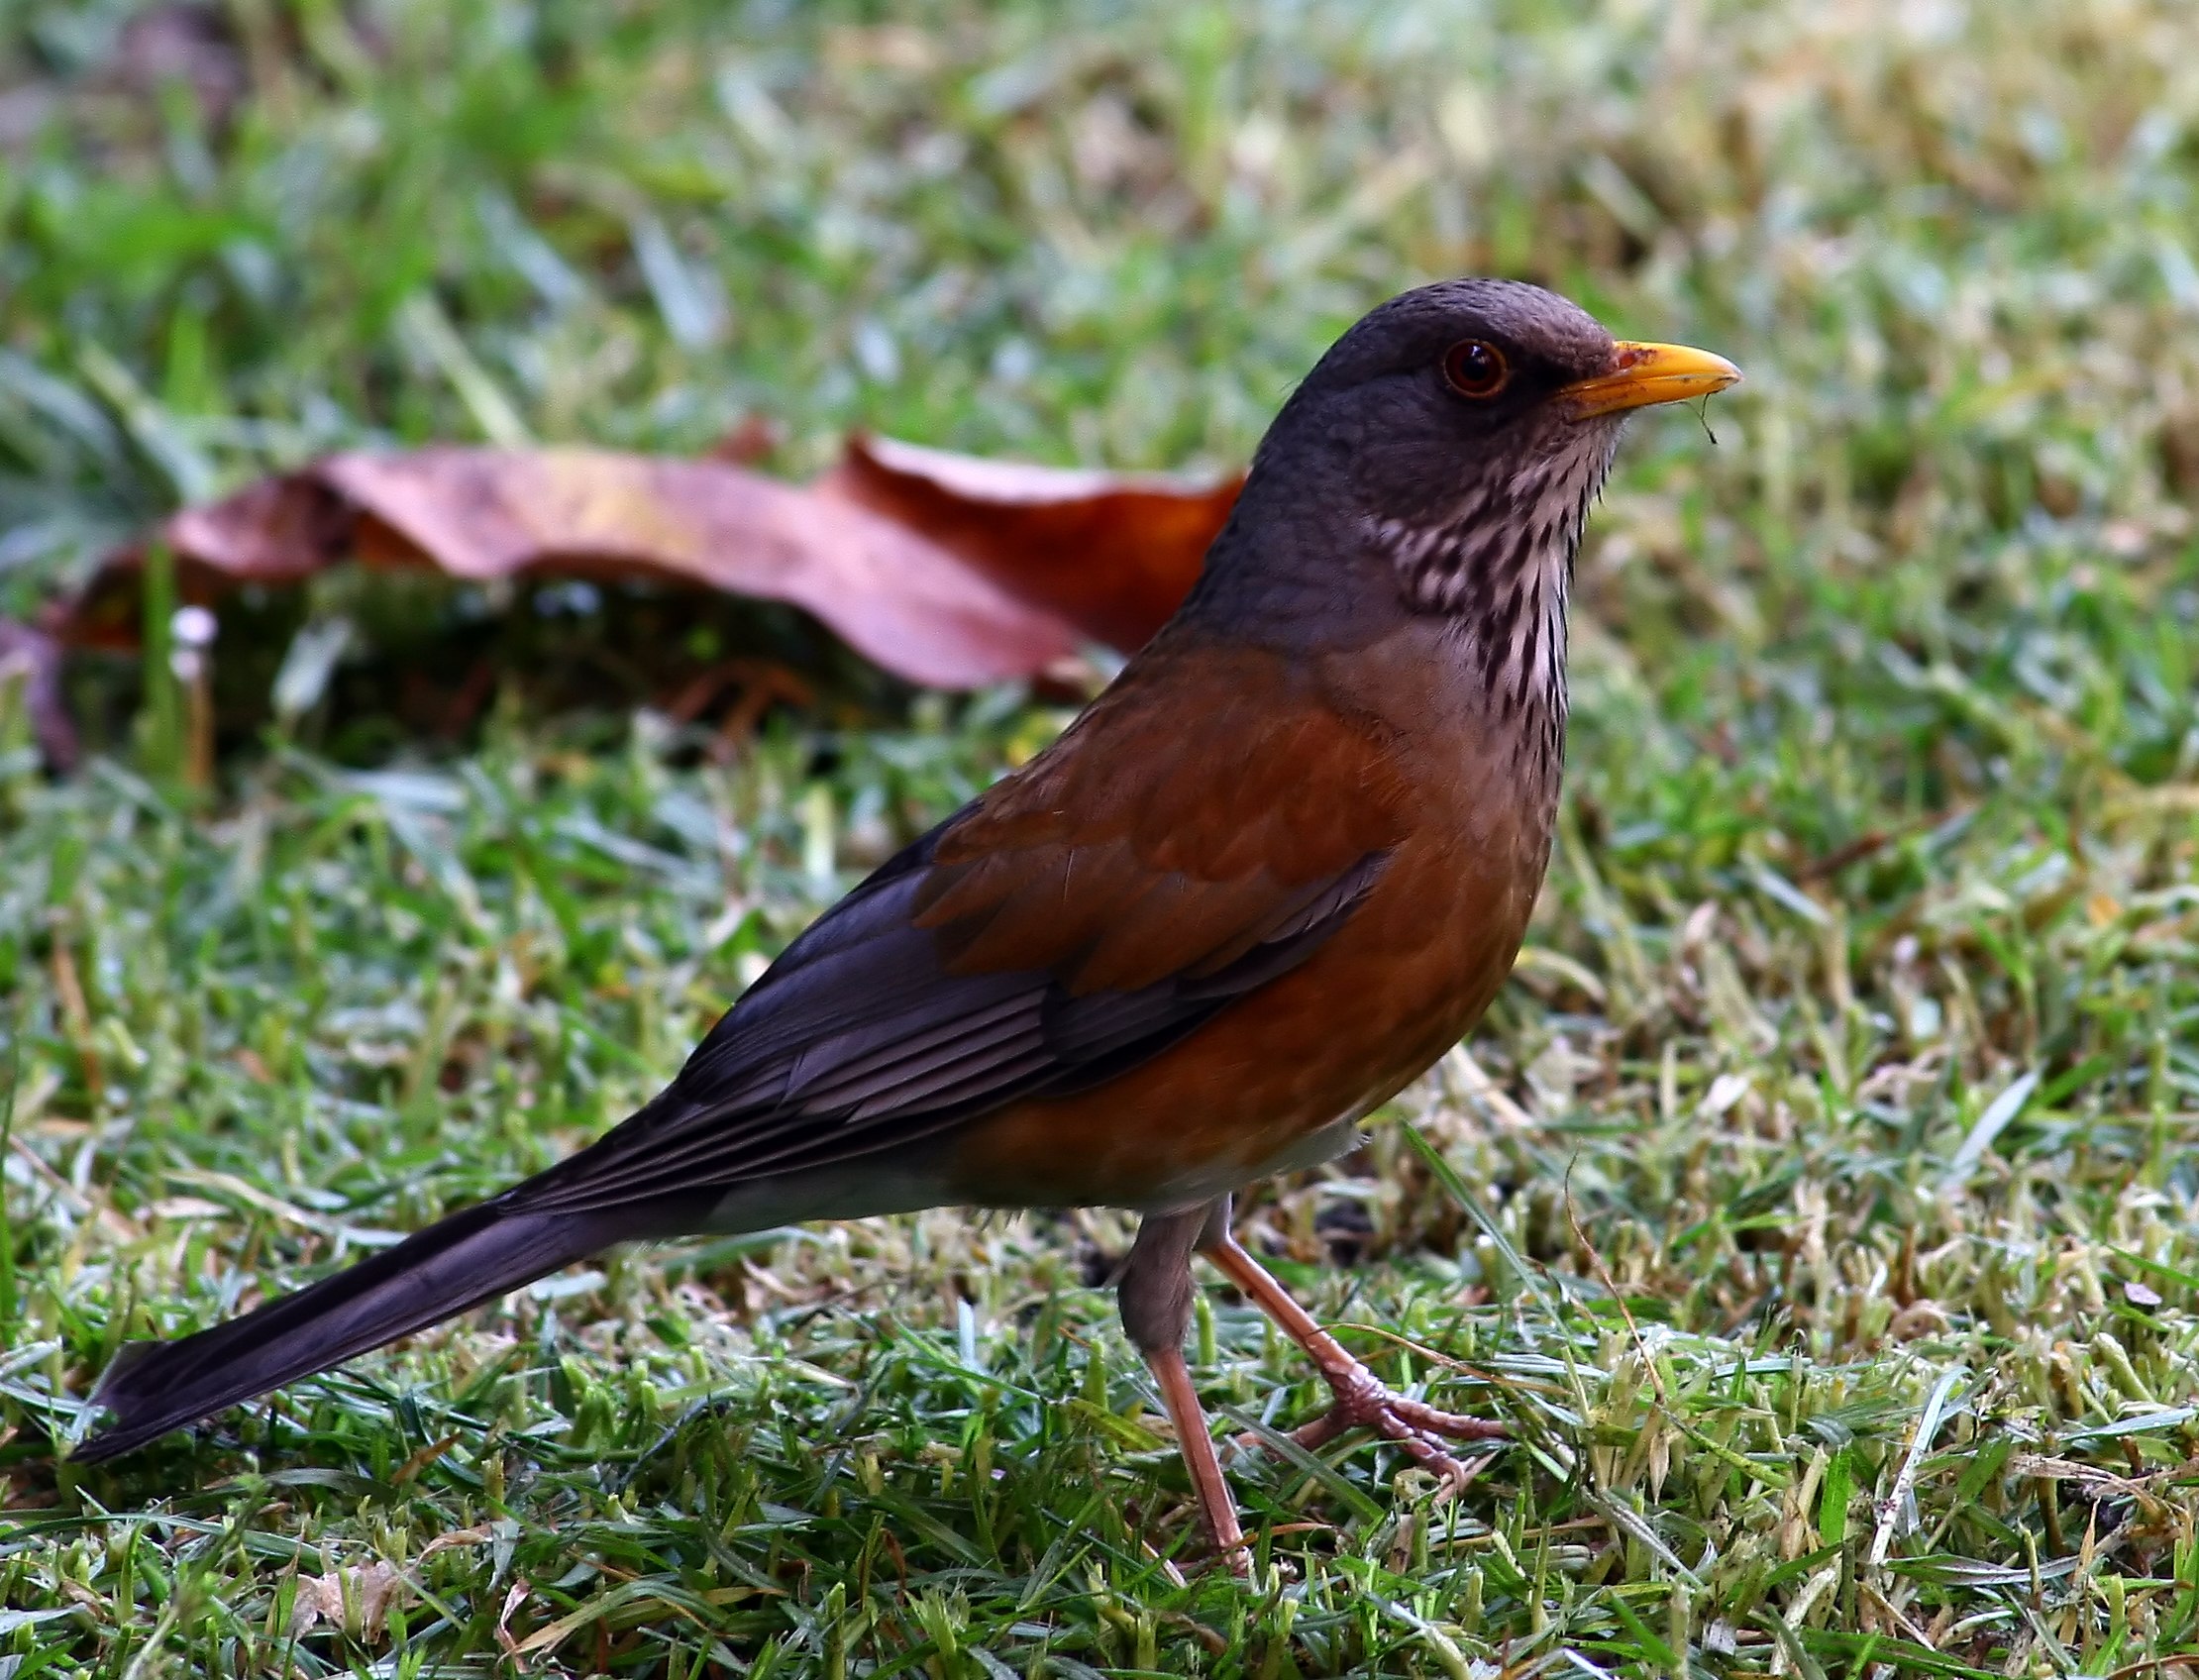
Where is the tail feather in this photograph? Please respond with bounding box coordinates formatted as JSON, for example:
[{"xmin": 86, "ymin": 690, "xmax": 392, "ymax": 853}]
[{"xmin": 74, "ymin": 1202, "xmax": 615, "ymax": 1462}]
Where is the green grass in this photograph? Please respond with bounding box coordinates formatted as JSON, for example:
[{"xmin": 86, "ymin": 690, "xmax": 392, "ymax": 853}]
[{"xmin": 7, "ymin": 0, "xmax": 2199, "ymax": 1674}]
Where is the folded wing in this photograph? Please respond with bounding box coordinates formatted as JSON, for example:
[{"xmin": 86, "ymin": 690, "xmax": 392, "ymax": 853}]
[{"xmin": 513, "ymin": 637, "xmax": 1414, "ymax": 1217}]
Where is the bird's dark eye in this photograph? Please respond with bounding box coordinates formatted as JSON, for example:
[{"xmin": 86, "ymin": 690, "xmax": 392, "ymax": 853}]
[{"xmin": 1441, "ymin": 340, "xmax": 1510, "ymax": 399}]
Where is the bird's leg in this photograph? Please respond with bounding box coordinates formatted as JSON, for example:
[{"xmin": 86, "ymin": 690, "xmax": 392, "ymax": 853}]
[
  {"xmin": 1118, "ymin": 1201, "xmax": 1246, "ymax": 1561},
  {"xmin": 1201, "ymin": 1227, "xmax": 1505, "ymax": 1488}
]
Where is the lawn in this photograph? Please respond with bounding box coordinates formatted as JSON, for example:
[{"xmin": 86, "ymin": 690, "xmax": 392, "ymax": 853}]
[{"xmin": 7, "ymin": 1, "xmax": 2199, "ymax": 1674}]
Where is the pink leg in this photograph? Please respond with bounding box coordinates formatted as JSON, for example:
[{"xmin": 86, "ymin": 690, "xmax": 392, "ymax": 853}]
[
  {"xmin": 1204, "ymin": 1230, "xmax": 1505, "ymax": 1487},
  {"xmin": 1119, "ymin": 1202, "xmax": 1249, "ymax": 1561},
  {"xmin": 1143, "ymin": 1344, "xmax": 1248, "ymax": 1559}
]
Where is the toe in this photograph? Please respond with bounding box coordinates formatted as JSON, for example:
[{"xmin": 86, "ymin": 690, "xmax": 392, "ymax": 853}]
[{"xmin": 1388, "ymin": 1395, "xmax": 1508, "ymax": 1440}]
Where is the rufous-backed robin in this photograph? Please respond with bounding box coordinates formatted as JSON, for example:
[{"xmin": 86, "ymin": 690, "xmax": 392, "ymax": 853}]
[{"xmin": 76, "ymin": 279, "xmax": 1738, "ymax": 1554}]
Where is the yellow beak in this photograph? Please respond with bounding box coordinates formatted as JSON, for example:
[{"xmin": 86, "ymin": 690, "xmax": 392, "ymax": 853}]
[{"xmin": 1557, "ymin": 341, "xmax": 1742, "ymax": 420}]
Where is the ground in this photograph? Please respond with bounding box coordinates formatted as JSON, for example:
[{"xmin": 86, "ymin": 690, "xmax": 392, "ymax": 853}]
[{"xmin": 5, "ymin": 1, "xmax": 2199, "ymax": 1675}]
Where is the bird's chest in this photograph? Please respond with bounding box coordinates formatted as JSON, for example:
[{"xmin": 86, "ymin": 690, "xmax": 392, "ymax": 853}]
[
  {"xmin": 1289, "ymin": 799, "xmax": 1551, "ymax": 1102},
  {"xmin": 942, "ymin": 635, "xmax": 1565, "ymax": 1212},
  {"xmin": 945, "ymin": 779, "xmax": 1554, "ymax": 1212},
  {"xmin": 1162, "ymin": 824, "xmax": 1549, "ymax": 1206}
]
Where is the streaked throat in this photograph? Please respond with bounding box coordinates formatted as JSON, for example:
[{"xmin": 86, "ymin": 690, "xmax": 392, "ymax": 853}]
[{"xmin": 1373, "ymin": 429, "xmax": 1619, "ymax": 750}]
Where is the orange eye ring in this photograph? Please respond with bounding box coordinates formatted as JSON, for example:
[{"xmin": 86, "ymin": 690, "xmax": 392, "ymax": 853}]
[{"xmin": 1442, "ymin": 339, "xmax": 1510, "ymax": 399}]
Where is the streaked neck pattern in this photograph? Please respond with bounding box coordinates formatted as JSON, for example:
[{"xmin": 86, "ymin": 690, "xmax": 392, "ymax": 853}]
[{"xmin": 1369, "ymin": 427, "xmax": 1622, "ymax": 789}]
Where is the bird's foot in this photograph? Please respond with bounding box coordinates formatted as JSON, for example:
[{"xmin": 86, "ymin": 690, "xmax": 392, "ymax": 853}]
[
  {"xmin": 1278, "ymin": 1361, "xmax": 1507, "ymax": 1489},
  {"xmin": 1201, "ymin": 1231, "xmax": 1507, "ymax": 1490}
]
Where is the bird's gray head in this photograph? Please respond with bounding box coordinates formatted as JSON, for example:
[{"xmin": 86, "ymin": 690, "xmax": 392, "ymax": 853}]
[
  {"xmin": 1191, "ymin": 277, "xmax": 1738, "ymax": 730},
  {"xmin": 1273, "ymin": 278, "xmax": 1736, "ymax": 620}
]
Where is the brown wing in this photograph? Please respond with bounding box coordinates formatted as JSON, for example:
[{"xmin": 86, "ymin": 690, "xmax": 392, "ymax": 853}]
[
  {"xmin": 916, "ymin": 638, "xmax": 1411, "ymax": 987},
  {"xmin": 509, "ymin": 633, "xmax": 1414, "ymax": 1217}
]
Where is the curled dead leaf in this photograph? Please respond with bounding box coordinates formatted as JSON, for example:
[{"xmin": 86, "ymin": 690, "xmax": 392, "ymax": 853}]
[
  {"xmin": 495, "ymin": 1577, "xmax": 533, "ymax": 1662},
  {"xmin": 71, "ymin": 448, "xmax": 1081, "ymax": 690},
  {"xmin": 57, "ymin": 436, "xmax": 1240, "ymax": 716},
  {"xmin": 289, "ymin": 1560, "xmax": 403, "ymax": 1641},
  {"xmin": 819, "ymin": 432, "xmax": 1240, "ymax": 651}
]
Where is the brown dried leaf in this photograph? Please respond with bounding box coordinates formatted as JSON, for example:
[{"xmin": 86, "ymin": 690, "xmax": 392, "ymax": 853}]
[
  {"xmin": 62, "ymin": 474, "xmax": 357, "ymax": 653},
  {"xmin": 72, "ymin": 448, "xmax": 1084, "ymax": 689},
  {"xmin": 819, "ymin": 433, "xmax": 1240, "ymax": 652},
  {"xmin": 289, "ymin": 1560, "xmax": 402, "ymax": 1641},
  {"xmin": 58, "ymin": 434, "xmax": 1239, "ymax": 710}
]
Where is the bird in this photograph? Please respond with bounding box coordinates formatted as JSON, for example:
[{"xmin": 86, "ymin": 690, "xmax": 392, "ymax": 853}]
[{"xmin": 73, "ymin": 278, "xmax": 1737, "ymax": 1555}]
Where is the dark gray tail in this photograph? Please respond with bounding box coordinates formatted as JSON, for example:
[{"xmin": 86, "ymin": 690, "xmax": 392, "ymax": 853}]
[{"xmin": 73, "ymin": 1201, "xmax": 614, "ymax": 1462}]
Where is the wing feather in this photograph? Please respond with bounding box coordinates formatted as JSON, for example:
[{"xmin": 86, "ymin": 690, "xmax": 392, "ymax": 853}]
[{"xmin": 508, "ymin": 636, "xmax": 1414, "ymax": 1219}]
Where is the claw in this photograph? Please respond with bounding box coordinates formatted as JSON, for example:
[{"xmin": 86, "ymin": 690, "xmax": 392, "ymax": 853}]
[
  {"xmin": 1204, "ymin": 1231, "xmax": 1507, "ymax": 1492},
  {"xmin": 1284, "ymin": 1363, "xmax": 1506, "ymax": 1488}
]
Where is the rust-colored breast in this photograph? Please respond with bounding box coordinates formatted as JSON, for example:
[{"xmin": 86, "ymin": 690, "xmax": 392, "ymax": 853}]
[
  {"xmin": 943, "ymin": 627, "xmax": 1552, "ymax": 1211},
  {"xmin": 944, "ymin": 836, "xmax": 1532, "ymax": 1208}
]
